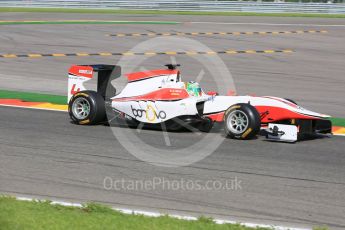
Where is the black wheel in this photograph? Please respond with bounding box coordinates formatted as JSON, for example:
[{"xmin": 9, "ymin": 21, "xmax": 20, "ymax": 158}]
[
  {"xmin": 284, "ymin": 98, "xmax": 297, "ymax": 105},
  {"xmin": 68, "ymin": 90, "xmax": 105, "ymax": 125},
  {"xmin": 224, "ymin": 103, "xmax": 261, "ymax": 140}
]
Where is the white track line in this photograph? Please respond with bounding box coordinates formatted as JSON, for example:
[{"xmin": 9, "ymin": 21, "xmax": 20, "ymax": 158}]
[
  {"xmin": 189, "ymin": 22, "xmax": 345, "ymax": 27},
  {"xmin": 15, "ymin": 196, "xmax": 310, "ymax": 230}
]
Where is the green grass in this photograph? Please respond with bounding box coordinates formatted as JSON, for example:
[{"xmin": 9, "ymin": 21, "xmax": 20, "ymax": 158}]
[
  {"xmin": 0, "ymin": 196, "xmax": 270, "ymax": 230},
  {"xmin": 0, "ymin": 20, "xmax": 179, "ymax": 25},
  {"xmin": 329, "ymin": 117, "xmax": 345, "ymax": 127},
  {"xmin": 1, "ymin": 7, "xmax": 345, "ymax": 18},
  {"xmin": 313, "ymin": 227, "xmax": 329, "ymax": 230},
  {"xmin": 0, "ymin": 89, "xmax": 67, "ymax": 105}
]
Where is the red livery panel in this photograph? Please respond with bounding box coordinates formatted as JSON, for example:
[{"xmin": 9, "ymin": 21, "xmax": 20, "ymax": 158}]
[
  {"xmin": 68, "ymin": 65, "xmax": 93, "ymax": 78},
  {"xmin": 255, "ymin": 106, "xmax": 318, "ymax": 123},
  {"xmin": 126, "ymin": 69, "xmax": 179, "ymax": 82}
]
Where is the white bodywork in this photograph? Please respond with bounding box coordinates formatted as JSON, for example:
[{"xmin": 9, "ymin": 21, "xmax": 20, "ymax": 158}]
[
  {"xmin": 113, "ymin": 99, "xmax": 198, "ymax": 124},
  {"xmin": 110, "ymin": 73, "xmax": 329, "ymax": 124},
  {"xmin": 203, "ymin": 96, "xmax": 329, "ymax": 119},
  {"xmin": 67, "ymin": 66, "xmax": 93, "ymax": 102},
  {"xmin": 267, "ymin": 123, "xmax": 298, "ymax": 142}
]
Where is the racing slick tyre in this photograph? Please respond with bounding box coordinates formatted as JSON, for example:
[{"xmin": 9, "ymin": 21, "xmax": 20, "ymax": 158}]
[
  {"xmin": 68, "ymin": 90, "xmax": 106, "ymax": 125},
  {"xmin": 224, "ymin": 103, "xmax": 261, "ymax": 140}
]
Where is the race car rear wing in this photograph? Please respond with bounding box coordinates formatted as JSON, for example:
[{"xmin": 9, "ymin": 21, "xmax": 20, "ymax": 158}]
[{"xmin": 67, "ymin": 64, "xmax": 121, "ymax": 102}]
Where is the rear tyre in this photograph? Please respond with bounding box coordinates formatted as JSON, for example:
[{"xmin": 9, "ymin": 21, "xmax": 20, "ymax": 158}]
[
  {"xmin": 68, "ymin": 90, "xmax": 105, "ymax": 125},
  {"xmin": 224, "ymin": 103, "xmax": 261, "ymax": 140}
]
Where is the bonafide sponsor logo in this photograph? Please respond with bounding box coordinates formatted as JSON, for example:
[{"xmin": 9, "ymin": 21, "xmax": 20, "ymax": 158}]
[{"xmin": 131, "ymin": 105, "xmax": 167, "ymax": 120}]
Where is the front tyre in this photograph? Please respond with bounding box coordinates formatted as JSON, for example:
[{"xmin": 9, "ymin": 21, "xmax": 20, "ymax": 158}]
[
  {"xmin": 224, "ymin": 103, "xmax": 261, "ymax": 140},
  {"xmin": 68, "ymin": 90, "xmax": 105, "ymax": 125}
]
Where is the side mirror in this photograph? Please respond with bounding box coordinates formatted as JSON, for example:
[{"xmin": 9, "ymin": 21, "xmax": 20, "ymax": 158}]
[{"xmin": 207, "ymin": 91, "xmax": 218, "ymax": 96}]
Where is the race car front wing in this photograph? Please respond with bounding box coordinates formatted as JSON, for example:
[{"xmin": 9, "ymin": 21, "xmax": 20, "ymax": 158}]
[{"xmin": 265, "ymin": 119, "xmax": 332, "ymax": 142}]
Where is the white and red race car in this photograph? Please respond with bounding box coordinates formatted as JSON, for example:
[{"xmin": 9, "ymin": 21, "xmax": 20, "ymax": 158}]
[{"xmin": 67, "ymin": 64, "xmax": 332, "ymax": 142}]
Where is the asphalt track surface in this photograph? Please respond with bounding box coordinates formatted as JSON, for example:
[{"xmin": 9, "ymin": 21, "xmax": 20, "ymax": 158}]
[{"xmin": 0, "ymin": 13, "xmax": 345, "ymax": 229}]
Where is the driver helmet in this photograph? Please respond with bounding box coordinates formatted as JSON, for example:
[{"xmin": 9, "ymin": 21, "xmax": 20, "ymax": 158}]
[{"xmin": 186, "ymin": 81, "xmax": 202, "ymax": 97}]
